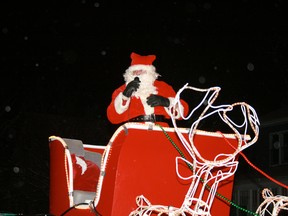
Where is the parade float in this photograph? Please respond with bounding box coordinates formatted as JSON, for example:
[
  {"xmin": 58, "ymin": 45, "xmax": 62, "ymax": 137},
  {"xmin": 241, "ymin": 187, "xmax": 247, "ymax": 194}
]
[{"xmin": 48, "ymin": 84, "xmax": 286, "ymax": 216}]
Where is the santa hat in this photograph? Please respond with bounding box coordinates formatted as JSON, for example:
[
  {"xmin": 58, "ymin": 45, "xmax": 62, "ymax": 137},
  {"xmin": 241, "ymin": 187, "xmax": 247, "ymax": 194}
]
[
  {"xmin": 130, "ymin": 52, "xmax": 156, "ymax": 66},
  {"xmin": 124, "ymin": 52, "xmax": 159, "ymax": 81}
]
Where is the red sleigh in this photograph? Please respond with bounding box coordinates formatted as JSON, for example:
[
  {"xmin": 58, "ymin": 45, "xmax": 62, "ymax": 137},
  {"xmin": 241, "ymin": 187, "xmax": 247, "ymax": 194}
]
[{"xmin": 49, "ymin": 122, "xmax": 251, "ymax": 216}]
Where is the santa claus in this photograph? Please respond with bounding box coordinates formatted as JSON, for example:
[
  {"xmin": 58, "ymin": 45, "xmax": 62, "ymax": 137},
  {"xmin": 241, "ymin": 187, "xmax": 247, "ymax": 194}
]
[{"xmin": 107, "ymin": 52, "xmax": 189, "ymax": 126}]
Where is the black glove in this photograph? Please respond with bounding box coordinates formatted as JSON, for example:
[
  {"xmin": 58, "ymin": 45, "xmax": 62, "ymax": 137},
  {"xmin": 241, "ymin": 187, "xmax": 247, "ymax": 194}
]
[
  {"xmin": 123, "ymin": 77, "xmax": 141, "ymax": 97},
  {"xmin": 146, "ymin": 94, "xmax": 170, "ymax": 107}
]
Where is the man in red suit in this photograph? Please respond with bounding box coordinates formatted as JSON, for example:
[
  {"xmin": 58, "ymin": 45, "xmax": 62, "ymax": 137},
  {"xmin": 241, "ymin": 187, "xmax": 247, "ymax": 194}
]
[{"xmin": 107, "ymin": 52, "xmax": 189, "ymax": 126}]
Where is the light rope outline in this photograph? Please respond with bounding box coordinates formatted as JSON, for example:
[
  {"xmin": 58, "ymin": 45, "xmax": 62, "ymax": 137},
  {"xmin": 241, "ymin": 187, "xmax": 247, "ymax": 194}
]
[{"xmin": 129, "ymin": 84, "xmax": 260, "ymax": 216}]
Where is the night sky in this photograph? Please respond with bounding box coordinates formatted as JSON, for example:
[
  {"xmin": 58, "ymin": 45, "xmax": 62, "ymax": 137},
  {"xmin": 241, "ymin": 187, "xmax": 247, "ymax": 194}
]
[{"xmin": 1, "ymin": 0, "xmax": 288, "ymax": 214}]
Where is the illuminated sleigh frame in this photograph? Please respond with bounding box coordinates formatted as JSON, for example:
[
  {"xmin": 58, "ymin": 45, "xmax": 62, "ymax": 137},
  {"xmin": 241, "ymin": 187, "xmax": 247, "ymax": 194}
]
[{"xmin": 49, "ymin": 85, "xmax": 259, "ymax": 216}]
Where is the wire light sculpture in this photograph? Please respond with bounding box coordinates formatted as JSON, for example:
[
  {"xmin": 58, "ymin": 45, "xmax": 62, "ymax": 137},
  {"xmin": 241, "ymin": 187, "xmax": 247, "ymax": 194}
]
[
  {"xmin": 256, "ymin": 188, "xmax": 288, "ymax": 216},
  {"xmin": 129, "ymin": 84, "xmax": 260, "ymax": 216}
]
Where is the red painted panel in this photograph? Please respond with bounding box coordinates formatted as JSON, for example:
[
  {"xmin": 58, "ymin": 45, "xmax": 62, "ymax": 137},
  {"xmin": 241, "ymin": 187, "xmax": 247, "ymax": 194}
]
[{"xmin": 50, "ymin": 123, "xmax": 242, "ymax": 215}]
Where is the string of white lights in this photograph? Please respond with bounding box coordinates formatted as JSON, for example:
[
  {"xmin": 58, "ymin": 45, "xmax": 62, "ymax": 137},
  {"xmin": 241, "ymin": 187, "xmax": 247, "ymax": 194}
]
[
  {"xmin": 93, "ymin": 125, "xmax": 125, "ymax": 207},
  {"xmin": 256, "ymin": 188, "xmax": 288, "ymax": 216},
  {"xmin": 130, "ymin": 84, "xmax": 260, "ymax": 216}
]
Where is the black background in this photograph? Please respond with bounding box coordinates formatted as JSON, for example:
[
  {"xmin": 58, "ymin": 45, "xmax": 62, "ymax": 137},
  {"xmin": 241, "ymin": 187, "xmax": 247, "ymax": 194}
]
[{"xmin": 1, "ymin": 0, "xmax": 288, "ymax": 214}]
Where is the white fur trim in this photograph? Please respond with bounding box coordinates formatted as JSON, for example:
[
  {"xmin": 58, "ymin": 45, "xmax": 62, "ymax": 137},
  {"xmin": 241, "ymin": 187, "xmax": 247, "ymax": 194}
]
[
  {"xmin": 165, "ymin": 97, "xmax": 184, "ymax": 119},
  {"xmin": 141, "ymin": 96, "xmax": 154, "ymax": 115},
  {"xmin": 114, "ymin": 93, "xmax": 130, "ymax": 114},
  {"xmin": 128, "ymin": 64, "xmax": 156, "ymax": 72}
]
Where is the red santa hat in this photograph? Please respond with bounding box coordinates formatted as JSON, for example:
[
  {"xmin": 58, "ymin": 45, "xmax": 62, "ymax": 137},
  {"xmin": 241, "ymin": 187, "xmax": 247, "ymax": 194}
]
[
  {"xmin": 124, "ymin": 52, "xmax": 159, "ymax": 82},
  {"xmin": 130, "ymin": 52, "xmax": 156, "ymax": 66}
]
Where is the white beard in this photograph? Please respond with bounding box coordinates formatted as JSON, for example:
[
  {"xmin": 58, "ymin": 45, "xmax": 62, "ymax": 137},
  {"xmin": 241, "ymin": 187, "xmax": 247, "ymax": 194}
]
[
  {"xmin": 123, "ymin": 66, "xmax": 160, "ymax": 115},
  {"xmin": 134, "ymin": 75, "xmax": 157, "ymax": 114},
  {"xmin": 134, "ymin": 75, "xmax": 157, "ymax": 98},
  {"xmin": 124, "ymin": 66, "xmax": 160, "ymax": 99}
]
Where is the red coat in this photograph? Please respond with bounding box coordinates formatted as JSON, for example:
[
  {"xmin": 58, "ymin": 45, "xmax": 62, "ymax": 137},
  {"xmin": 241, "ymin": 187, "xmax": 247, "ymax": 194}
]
[{"xmin": 107, "ymin": 80, "xmax": 189, "ymax": 125}]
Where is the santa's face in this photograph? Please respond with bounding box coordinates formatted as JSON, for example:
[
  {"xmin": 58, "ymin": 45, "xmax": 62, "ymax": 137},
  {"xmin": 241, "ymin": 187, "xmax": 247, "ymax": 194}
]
[
  {"xmin": 124, "ymin": 65, "xmax": 159, "ymax": 82},
  {"xmin": 132, "ymin": 69, "xmax": 147, "ymax": 76}
]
